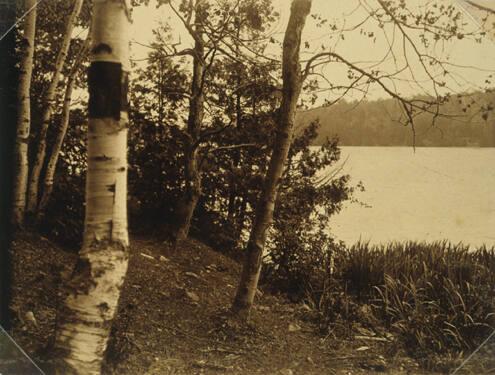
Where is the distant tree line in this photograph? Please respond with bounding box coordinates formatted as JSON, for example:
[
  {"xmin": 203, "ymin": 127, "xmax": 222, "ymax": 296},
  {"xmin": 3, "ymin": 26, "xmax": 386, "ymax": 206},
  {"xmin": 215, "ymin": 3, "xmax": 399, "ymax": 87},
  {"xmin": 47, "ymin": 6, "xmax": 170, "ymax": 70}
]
[{"xmin": 297, "ymin": 91, "xmax": 495, "ymax": 147}]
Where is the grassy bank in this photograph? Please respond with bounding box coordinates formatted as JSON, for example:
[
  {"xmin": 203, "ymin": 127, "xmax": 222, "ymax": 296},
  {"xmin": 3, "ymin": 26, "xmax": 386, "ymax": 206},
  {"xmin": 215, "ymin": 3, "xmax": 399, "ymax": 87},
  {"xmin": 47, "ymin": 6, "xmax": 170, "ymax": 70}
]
[{"xmin": 287, "ymin": 241, "xmax": 495, "ymax": 372}]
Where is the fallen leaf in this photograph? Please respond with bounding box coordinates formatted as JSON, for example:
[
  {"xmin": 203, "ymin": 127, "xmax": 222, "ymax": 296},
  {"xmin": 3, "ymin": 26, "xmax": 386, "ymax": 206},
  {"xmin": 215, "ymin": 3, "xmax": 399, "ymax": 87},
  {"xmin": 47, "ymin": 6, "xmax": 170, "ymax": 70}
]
[
  {"xmin": 356, "ymin": 346, "xmax": 370, "ymax": 352},
  {"xmin": 140, "ymin": 253, "xmax": 154, "ymax": 260},
  {"xmin": 288, "ymin": 323, "xmax": 301, "ymax": 332},
  {"xmin": 186, "ymin": 291, "xmax": 200, "ymax": 302},
  {"xmin": 185, "ymin": 271, "xmax": 201, "ymax": 280}
]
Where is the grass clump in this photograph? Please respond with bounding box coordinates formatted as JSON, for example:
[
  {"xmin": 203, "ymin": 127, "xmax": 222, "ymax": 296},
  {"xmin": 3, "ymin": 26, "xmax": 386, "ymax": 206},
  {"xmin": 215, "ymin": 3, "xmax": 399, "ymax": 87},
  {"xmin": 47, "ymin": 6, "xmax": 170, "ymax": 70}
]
[{"xmin": 267, "ymin": 240, "xmax": 495, "ymax": 371}]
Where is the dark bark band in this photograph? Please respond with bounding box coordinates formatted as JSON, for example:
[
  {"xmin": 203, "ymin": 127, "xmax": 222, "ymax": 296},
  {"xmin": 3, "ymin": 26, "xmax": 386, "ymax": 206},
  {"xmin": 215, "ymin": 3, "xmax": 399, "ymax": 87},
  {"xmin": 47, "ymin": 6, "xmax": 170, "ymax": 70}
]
[{"xmin": 88, "ymin": 61, "xmax": 129, "ymax": 120}]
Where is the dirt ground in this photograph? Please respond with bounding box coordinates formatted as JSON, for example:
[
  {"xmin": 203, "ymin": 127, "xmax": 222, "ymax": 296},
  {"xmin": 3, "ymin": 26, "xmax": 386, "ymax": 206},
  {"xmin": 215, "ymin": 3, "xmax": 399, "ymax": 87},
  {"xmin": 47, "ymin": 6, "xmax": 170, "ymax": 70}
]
[{"xmin": 8, "ymin": 232, "xmax": 437, "ymax": 374}]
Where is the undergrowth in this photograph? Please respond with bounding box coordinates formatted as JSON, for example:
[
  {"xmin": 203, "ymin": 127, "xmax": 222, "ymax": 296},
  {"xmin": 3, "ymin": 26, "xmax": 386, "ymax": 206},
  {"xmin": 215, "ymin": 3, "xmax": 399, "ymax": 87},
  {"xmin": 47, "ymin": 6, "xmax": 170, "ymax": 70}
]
[{"xmin": 265, "ymin": 241, "xmax": 495, "ymax": 372}]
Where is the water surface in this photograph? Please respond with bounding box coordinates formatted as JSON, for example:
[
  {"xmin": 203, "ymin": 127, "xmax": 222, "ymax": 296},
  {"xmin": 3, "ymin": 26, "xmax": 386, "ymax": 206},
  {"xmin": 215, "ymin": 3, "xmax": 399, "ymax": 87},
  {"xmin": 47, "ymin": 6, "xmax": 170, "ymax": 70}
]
[{"xmin": 325, "ymin": 147, "xmax": 495, "ymax": 248}]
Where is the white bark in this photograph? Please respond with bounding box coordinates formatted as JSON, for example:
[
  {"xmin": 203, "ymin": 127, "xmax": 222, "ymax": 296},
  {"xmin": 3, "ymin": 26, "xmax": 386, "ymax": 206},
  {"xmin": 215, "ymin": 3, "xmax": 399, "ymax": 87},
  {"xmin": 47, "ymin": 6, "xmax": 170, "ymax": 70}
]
[
  {"xmin": 27, "ymin": 0, "xmax": 84, "ymax": 215},
  {"xmin": 11, "ymin": 0, "xmax": 36, "ymax": 226},
  {"xmin": 54, "ymin": 1, "xmax": 131, "ymax": 374},
  {"xmin": 38, "ymin": 31, "xmax": 91, "ymax": 215}
]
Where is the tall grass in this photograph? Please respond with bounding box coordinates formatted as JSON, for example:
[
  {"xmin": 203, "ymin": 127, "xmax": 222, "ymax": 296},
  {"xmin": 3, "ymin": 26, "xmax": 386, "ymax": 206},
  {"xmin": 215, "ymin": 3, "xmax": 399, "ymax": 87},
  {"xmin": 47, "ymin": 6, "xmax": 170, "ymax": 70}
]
[{"xmin": 287, "ymin": 241, "xmax": 495, "ymax": 370}]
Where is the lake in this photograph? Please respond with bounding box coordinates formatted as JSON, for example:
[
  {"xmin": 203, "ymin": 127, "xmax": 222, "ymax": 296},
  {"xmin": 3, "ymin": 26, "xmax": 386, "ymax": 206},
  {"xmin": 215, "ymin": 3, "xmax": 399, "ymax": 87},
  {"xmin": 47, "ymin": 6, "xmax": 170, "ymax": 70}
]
[{"xmin": 324, "ymin": 147, "xmax": 495, "ymax": 248}]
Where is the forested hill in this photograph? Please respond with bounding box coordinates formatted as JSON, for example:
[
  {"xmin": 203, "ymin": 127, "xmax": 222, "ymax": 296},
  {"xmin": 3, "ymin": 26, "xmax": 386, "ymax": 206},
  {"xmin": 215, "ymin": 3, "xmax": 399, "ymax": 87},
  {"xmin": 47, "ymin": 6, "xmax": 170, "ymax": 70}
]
[{"xmin": 297, "ymin": 91, "xmax": 495, "ymax": 147}]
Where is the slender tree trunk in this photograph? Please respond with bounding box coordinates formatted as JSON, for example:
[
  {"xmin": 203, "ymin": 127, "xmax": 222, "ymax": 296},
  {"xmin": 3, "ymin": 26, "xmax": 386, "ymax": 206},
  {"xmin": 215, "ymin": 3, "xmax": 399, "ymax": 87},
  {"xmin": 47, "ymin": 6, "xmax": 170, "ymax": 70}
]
[
  {"xmin": 226, "ymin": 99, "xmax": 242, "ymax": 235},
  {"xmin": 174, "ymin": 144, "xmax": 202, "ymax": 245},
  {"xmin": 232, "ymin": 0, "xmax": 311, "ymax": 320},
  {"xmin": 53, "ymin": 1, "xmax": 131, "ymax": 373},
  {"xmin": 11, "ymin": 0, "xmax": 36, "ymax": 227},
  {"xmin": 173, "ymin": 3, "xmax": 205, "ymax": 246},
  {"xmin": 226, "ymin": 193, "xmax": 237, "ymax": 225},
  {"xmin": 236, "ymin": 197, "xmax": 247, "ymax": 238},
  {"xmin": 38, "ymin": 31, "xmax": 91, "ymax": 217},
  {"xmin": 158, "ymin": 59, "xmax": 164, "ymax": 127},
  {"xmin": 226, "ymin": 29, "xmax": 243, "ymax": 226},
  {"xmin": 26, "ymin": 0, "xmax": 84, "ymax": 216}
]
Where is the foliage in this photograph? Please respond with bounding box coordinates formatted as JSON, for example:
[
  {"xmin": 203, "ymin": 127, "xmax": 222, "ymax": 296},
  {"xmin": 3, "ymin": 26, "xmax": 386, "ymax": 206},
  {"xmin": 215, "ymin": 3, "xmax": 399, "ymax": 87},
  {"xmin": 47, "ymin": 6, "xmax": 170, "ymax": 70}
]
[
  {"xmin": 25, "ymin": 0, "xmax": 90, "ymax": 242},
  {"xmin": 297, "ymin": 91, "xmax": 495, "ymax": 147},
  {"xmin": 30, "ymin": 0, "xmax": 89, "ymax": 145},
  {"xmin": 40, "ymin": 108, "xmax": 87, "ymax": 247},
  {"xmin": 127, "ymin": 40, "xmax": 189, "ymax": 231},
  {"xmin": 262, "ymin": 122, "xmax": 358, "ymax": 297},
  {"xmin": 268, "ymin": 240, "xmax": 495, "ymax": 371}
]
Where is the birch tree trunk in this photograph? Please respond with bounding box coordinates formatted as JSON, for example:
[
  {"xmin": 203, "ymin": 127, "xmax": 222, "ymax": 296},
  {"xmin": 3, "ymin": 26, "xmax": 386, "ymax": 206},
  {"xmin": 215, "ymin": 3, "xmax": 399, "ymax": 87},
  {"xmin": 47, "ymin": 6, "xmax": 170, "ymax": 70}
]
[
  {"xmin": 232, "ymin": 0, "xmax": 311, "ymax": 320},
  {"xmin": 11, "ymin": 0, "xmax": 36, "ymax": 227},
  {"xmin": 26, "ymin": 0, "xmax": 84, "ymax": 215},
  {"xmin": 173, "ymin": 3, "xmax": 205, "ymax": 246},
  {"xmin": 38, "ymin": 31, "xmax": 91, "ymax": 216},
  {"xmin": 53, "ymin": 1, "xmax": 131, "ymax": 373}
]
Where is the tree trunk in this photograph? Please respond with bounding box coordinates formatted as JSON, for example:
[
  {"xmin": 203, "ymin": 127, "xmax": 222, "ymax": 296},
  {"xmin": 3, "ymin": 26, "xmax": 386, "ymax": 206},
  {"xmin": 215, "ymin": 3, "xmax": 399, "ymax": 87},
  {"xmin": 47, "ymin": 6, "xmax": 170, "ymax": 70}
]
[
  {"xmin": 173, "ymin": 3, "xmax": 205, "ymax": 246},
  {"xmin": 26, "ymin": 0, "xmax": 84, "ymax": 216},
  {"xmin": 235, "ymin": 196, "xmax": 247, "ymax": 239},
  {"xmin": 232, "ymin": 0, "xmax": 311, "ymax": 320},
  {"xmin": 11, "ymin": 0, "xmax": 36, "ymax": 227},
  {"xmin": 38, "ymin": 31, "xmax": 91, "ymax": 217},
  {"xmin": 226, "ymin": 29, "xmax": 243, "ymax": 226},
  {"xmin": 174, "ymin": 145, "xmax": 202, "ymax": 245},
  {"xmin": 53, "ymin": 1, "xmax": 131, "ymax": 373}
]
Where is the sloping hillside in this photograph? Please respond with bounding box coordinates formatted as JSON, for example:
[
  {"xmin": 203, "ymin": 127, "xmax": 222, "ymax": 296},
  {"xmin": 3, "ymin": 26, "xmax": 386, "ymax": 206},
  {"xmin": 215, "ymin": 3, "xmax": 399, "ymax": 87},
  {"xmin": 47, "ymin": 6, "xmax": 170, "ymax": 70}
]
[{"xmin": 9, "ymin": 233, "xmax": 428, "ymax": 374}]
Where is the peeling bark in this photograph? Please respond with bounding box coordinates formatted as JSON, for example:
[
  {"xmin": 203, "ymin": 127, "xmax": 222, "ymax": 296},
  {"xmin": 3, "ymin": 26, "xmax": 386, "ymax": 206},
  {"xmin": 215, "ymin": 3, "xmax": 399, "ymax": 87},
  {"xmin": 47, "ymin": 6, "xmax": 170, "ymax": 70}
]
[
  {"xmin": 38, "ymin": 31, "xmax": 92, "ymax": 216},
  {"xmin": 53, "ymin": 1, "xmax": 131, "ymax": 373},
  {"xmin": 11, "ymin": 0, "xmax": 36, "ymax": 227},
  {"xmin": 232, "ymin": 0, "xmax": 312, "ymax": 320},
  {"xmin": 26, "ymin": 0, "xmax": 84, "ymax": 215},
  {"xmin": 173, "ymin": 1, "xmax": 206, "ymax": 247}
]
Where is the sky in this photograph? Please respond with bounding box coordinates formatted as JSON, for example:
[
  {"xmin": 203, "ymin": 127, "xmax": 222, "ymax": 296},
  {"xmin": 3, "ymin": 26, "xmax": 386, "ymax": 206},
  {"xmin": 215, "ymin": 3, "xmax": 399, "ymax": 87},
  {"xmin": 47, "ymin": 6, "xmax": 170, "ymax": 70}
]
[{"xmin": 128, "ymin": 0, "xmax": 495, "ymax": 104}]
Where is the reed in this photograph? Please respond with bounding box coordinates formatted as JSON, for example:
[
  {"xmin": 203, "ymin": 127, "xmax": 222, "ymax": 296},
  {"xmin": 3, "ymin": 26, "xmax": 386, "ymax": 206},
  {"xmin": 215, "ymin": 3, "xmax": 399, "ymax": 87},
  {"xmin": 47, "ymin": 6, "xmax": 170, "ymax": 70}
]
[{"xmin": 299, "ymin": 241, "xmax": 495, "ymax": 370}]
